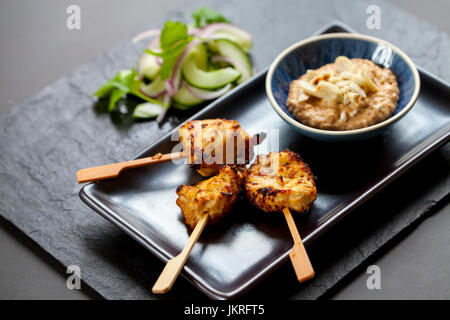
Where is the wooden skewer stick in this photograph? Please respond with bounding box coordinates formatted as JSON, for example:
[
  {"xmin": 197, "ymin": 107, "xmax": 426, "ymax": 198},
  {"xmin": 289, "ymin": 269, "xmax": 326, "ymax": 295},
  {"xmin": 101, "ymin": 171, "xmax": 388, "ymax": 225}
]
[
  {"xmin": 152, "ymin": 215, "xmax": 208, "ymax": 294},
  {"xmin": 76, "ymin": 151, "xmax": 187, "ymax": 183},
  {"xmin": 282, "ymin": 207, "xmax": 315, "ymax": 282}
]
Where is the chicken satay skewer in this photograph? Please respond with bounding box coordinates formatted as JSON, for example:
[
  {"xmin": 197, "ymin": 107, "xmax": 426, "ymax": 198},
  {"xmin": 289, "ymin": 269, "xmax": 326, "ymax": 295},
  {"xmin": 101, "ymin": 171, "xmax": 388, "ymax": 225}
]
[
  {"xmin": 76, "ymin": 119, "xmax": 257, "ymax": 184},
  {"xmin": 245, "ymin": 150, "xmax": 317, "ymax": 282},
  {"xmin": 282, "ymin": 207, "xmax": 315, "ymax": 282},
  {"xmin": 152, "ymin": 215, "xmax": 208, "ymax": 294},
  {"xmin": 153, "ymin": 165, "xmax": 245, "ymax": 294}
]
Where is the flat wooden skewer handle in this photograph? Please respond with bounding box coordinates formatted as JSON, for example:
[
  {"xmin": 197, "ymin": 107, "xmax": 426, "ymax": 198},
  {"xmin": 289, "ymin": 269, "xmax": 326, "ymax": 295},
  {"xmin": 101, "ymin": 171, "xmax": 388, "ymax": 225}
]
[
  {"xmin": 152, "ymin": 215, "xmax": 208, "ymax": 294},
  {"xmin": 76, "ymin": 151, "xmax": 186, "ymax": 183},
  {"xmin": 282, "ymin": 208, "xmax": 315, "ymax": 282}
]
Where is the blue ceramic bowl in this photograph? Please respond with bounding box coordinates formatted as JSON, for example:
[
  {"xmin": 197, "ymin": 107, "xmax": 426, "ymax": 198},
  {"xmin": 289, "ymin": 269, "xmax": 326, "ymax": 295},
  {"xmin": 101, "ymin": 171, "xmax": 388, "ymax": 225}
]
[{"xmin": 266, "ymin": 33, "xmax": 420, "ymax": 141}]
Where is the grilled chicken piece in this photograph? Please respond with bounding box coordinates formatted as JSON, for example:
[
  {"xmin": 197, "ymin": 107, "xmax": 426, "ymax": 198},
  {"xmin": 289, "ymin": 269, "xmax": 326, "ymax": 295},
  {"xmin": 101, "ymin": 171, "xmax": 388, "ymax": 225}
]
[
  {"xmin": 178, "ymin": 119, "xmax": 253, "ymax": 177},
  {"xmin": 245, "ymin": 150, "xmax": 317, "ymax": 213},
  {"xmin": 191, "ymin": 163, "xmax": 222, "ymax": 178},
  {"xmin": 193, "ymin": 163, "xmax": 248, "ymax": 178},
  {"xmin": 176, "ymin": 165, "xmax": 246, "ymax": 229}
]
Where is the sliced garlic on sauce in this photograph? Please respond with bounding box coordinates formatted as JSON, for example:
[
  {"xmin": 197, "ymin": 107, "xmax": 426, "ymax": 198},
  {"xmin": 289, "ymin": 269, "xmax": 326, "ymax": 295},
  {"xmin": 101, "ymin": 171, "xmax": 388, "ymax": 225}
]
[
  {"xmin": 346, "ymin": 82, "xmax": 366, "ymax": 97},
  {"xmin": 349, "ymin": 109, "xmax": 358, "ymax": 117},
  {"xmin": 340, "ymin": 71, "xmax": 353, "ymax": 80},
  {"xmin": 311, "ymin": 72, "xmax": 332, "ymax": 85},
  {"xmin": 305, "ymin": 69, "xmax": 320, "ymax": 81},
  {"xmin": 316, "ymin": 81, "xmax": 342, "ymax": 101},
  {"xmin": 335, "ymin": 56, "xmax": 353, "ymax": 72},
  {"xmin": 335, "ymin": 80, "xmax": 350, "ymax": 88},
  {"xmin": 298, "ymin": 90, "xmax": 310, "ymax": 102},
  {"xmin": 363, "ymin": 69, "xmax": 378, "ymax": 92},
  {"xmin": 298, "ymin": 80, "xmax": 318, "ymax": 96},
  {"xmin": 373, "ymin": 103, "xmax": 383, "ymax": 110},
  {"xmin": 351, "ymin": 74, "xmax": 365, "ymax": 87},
  {"xmin": 299, "ymin": 56, "xmax": 378, "ymax": 105},
  {"xmin": 344, "ymin": 92, "xmax": 359, "ymax": 105},
  {"xmin": 347, "ymin": 92, "xmax": 359, "ymax": 101},
  {"xmin": 343, "ymin": 93, "xmax": 350, "ymax": 105},
  {"xmin": 328, "ymin": 76, "xmax": 341, "ymax": 83}
]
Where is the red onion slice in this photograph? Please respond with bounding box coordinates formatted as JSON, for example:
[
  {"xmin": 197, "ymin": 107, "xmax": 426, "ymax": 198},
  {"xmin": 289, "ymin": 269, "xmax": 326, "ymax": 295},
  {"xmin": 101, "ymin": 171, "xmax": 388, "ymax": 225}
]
[
  {"xmin": 139, "ymin": 86, "xmax": 166, "ymax": 99},
  {"xmin": 165, "ymin": 80, "xmax": 175, "ymax": 97},
  {"xmin": 198, "ymin": 23, "xmax": 252, "ymax": 40},
  {"xmin": 184, "ymin": 81, "xmax": 232, "ymax": 100},
  {"xmin": 148, "ymin": 37, "xmax": 163, "ymax": 65},
  {"xmin": 132, "ymin": 27, "xmax": 199, "ymax": 44},
  {"xmin": 131, "ymin": 28, "xmax": 160, "ymax": 44},
  {"xmin": 188, "ymin": 27, "xmax": 201, "ymax": 35},
  {"xmin": 156, "ymin": 94, "xmax": 171, "ymax": 123},
  {"xmin": 147, "ymin": 35, "xmax": 160, "ymax": 49}
]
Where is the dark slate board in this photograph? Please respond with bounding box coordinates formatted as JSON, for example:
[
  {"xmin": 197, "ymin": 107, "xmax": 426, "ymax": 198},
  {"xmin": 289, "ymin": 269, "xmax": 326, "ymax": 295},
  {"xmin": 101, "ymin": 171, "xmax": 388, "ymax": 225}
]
[{"xmin": 0, "ymin": 0, "xmax": 449, "ymax": 300}]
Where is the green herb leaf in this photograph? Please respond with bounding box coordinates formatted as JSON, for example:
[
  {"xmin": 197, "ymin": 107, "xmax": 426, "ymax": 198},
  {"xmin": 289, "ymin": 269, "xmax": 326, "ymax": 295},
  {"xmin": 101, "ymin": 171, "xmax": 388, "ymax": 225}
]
[
  {"xmin": 93, "ymin": 69, "xmax": 164, "ymax": 112},
  {"xmin": 94, "ymin": 70, "xmax": 133, "ymax": 98},
  {"xmin": 160, "ymin": 21, "xmax": 188, "ymax": 51},
  {"xmin": 146, "ymin": 21, "xmax": 193, "ymax": 80},
  {"xmin": 192, "ymin": 7, "xmax": 230, "ymax": 28},
  {"xmin": 108, "ymin": 88, "xmax": 126, "ymax": 111},
  {"xmin": 145, "ymin": 42, "xmax": 188, "ymax": 80}
]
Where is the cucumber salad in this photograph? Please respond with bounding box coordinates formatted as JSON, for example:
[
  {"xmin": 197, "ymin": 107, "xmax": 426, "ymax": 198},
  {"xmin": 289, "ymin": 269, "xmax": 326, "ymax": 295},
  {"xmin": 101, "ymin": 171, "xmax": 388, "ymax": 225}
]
[{"xmin": 94, "ymin": 8, "xmax": 253, "ymax": 123}]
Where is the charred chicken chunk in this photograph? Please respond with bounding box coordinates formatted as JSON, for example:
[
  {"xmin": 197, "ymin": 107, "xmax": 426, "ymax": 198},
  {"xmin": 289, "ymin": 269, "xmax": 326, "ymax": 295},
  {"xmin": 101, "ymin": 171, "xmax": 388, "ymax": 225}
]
[
  {"xmin": 176, "ymin": 165, "xmax": 246, "ymax": 229},
  {"xmin": 245, "ymin": 150, "xmax": 317, "ymax": 213},
  {"xmin": 178, "ymin": 119, "xmax": 254, "ymax": 177}
]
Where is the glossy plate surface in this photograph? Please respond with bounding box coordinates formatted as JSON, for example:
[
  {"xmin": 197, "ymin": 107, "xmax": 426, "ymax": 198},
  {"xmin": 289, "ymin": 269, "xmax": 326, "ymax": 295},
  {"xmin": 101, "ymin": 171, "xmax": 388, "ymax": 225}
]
[{"xmin": 80, "ymin": 23, "xmax": 450, "ymax": 299}]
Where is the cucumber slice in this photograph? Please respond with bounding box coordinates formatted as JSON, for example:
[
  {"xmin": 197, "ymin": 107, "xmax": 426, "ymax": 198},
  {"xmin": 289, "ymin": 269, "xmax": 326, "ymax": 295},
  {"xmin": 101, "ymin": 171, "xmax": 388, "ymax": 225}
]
[
  {"xmin": 214, "ymin": 39, "xmax": 252, "ymax": 84},
  {"xmin": 213, "ymin": 30, "xmax": 252, "ymax": 52},
  {"xmin": 140, "ymin": 75, "xmax": 165, "ymax": 97},
  {"xmin": 132, "ymin": 102, "xmax": 165, "ymax": 119},
  {"xmin": 194, "ymin": 42, "xmax": 208, "ymax": 70},
  {"xmin": 182, "ymin": 50, "xmax": 241, "ymax": 90},
  {"xmin": 173, "ymin": 85, "xmax": 204, "ymax": 107},
  {"xmin": 138, "ymin": 53, "xmax": 161, "ymax": 80}
]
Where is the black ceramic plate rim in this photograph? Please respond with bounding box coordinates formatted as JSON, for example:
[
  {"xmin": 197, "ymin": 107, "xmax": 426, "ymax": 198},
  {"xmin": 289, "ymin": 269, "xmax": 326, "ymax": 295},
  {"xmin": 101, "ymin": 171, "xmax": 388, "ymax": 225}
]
[{"xmin": 80, "ymin": 21, "xmax": 450, "ymax": 299}]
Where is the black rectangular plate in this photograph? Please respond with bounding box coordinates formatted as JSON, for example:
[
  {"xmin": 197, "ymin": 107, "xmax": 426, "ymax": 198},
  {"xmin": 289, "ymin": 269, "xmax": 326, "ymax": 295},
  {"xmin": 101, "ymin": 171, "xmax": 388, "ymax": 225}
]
[{"xmin": 80, "ymin": 22, "xmax": 450, "ymax": 299}]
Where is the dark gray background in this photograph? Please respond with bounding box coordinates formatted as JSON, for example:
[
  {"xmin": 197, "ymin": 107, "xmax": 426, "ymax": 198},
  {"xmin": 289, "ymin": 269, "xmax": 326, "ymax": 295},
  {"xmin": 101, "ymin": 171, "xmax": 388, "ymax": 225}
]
[{"xmin": 0, "ymin": 0, "xmax": 448, "ymax": 299}]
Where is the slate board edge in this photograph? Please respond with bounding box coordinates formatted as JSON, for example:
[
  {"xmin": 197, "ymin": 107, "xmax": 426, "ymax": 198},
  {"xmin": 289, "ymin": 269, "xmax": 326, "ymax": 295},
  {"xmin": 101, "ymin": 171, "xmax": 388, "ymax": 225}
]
[{"xmin": 0, "ymin": 15, "xmax": 447, "ymax": 300}]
